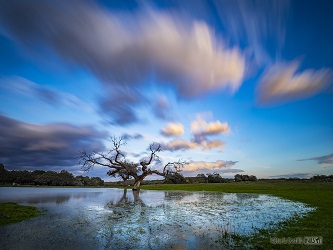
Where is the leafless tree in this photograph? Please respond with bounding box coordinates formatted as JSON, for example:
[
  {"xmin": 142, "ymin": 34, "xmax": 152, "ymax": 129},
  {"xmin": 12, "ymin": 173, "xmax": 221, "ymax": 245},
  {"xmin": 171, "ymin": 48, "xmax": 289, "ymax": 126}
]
[{"xmin": 80, "ymin": 136, "xmax": 186, "ymax": 190}]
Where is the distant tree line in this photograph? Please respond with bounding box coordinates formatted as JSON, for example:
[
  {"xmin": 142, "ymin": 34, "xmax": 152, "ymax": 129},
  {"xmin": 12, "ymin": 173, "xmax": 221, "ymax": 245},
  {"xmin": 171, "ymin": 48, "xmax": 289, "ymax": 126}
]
[
  {"xmin": 164, "ymin": 172, "xmax": 258, "ymax": 184},
  {"xmin": 310, "ymin": 174, "xmax": 333, "ymax": 182},
  {"xmin": 234, "ymin": 174, "xmax": 257, "ymax": 182},
  {"xmin": 0, "ymin": 164, "xmax": 104, "ymax": 186},
  {"xmin": 259, "ymin": 174, "xmax": 333, "ymax": 182}
]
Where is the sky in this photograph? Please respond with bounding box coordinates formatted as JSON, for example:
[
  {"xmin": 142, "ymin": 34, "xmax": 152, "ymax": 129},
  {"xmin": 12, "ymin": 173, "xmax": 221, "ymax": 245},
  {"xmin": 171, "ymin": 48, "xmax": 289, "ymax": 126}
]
[{"xmin": 0, "ymin": 0, "xmax": 332, "ymax": 181}]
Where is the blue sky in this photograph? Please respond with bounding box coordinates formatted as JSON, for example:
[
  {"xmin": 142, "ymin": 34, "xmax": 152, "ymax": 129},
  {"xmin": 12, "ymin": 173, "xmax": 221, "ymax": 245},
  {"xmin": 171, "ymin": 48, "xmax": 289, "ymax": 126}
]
[{"xmin": 0, "ymin": 0, "xmax": 332, "ymax": 180}]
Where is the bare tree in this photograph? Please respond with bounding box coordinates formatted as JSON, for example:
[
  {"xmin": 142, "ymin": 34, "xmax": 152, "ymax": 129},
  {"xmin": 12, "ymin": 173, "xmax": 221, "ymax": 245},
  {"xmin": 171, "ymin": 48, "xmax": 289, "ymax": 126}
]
[{"xmin": 80, "ymin": 136, "xmax": 186, "ymax": 190}]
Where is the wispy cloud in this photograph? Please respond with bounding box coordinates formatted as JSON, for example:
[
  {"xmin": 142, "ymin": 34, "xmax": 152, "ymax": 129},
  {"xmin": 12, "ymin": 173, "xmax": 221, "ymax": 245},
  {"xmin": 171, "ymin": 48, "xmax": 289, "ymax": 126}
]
[
  {"xmin": 269, "ymin": 173, "xmax": 314, "ymax": 179},
  {"xmin": 121, "ymin": 133, "xmax": 143, "ymax": 140},
  {"xmin": 153, "ymin": 95, "xmax": 173, "ymax": 120},
  {"xmin": 0, "ymin": 76, "xmax": 93, "ymax": 111},
  {"xmin": 0, "ymin": 115, "xmax": 106, "ymax": 170},
  {"xmin": 161, "ymin": 122, "xmax": 184, "ymax": 137},
  {"xmin": 257, "ymin": 61, "xmax": 332, "ymax": 104},
  {"xmin": 298, "ymin": 152, "xmax": 333, "ymax": 165},
  {"xmin": 99, "ymin": 86, "xmax": 146, "ymax": 125},
  {"xmin": 217, "ymin": 169, "xmax": 244, "ymax": 174},
  {"xmin": 192, "ymin": 136, "xmax": 225, "ymax": 150}
]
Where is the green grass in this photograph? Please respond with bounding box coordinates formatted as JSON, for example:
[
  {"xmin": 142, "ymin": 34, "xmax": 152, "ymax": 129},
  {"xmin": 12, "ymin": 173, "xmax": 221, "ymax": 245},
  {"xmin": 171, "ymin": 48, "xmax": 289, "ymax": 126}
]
[
  {"xmin": 142, "ymin": 180, "xmax": 333, "ymax": 249},
  {"xmin": 0, "ymin": 202, "xmax": 42, "ymax": 227}
]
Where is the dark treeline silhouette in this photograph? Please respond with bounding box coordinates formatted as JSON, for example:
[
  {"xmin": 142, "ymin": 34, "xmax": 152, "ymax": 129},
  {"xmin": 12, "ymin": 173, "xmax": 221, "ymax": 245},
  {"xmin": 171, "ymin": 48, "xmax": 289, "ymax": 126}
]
[
  {"xmin": 164, "ymin": 172, "xmax": 186, "ymax": 184},
  {"xmin": 0, "ymin": 164, "xmax": 104, "ymax": 186}
]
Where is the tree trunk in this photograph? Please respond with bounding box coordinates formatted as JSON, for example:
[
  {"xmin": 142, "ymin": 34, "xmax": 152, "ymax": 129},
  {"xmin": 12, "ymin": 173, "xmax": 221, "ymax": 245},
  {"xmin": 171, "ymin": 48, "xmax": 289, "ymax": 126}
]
[
  {"xmin": 132, "ymin": 179, "xmax": 141, "ymax": 191},
  {"xmin": 132, "ymin": 189, "xmax": 140, "ymax": 202}
]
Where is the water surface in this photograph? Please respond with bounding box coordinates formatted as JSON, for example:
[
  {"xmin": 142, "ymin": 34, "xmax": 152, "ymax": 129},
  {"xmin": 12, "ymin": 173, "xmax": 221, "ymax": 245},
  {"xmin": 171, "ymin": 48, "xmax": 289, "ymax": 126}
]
[{"xmin": 0, "ymin": 187, "xmax": 314, "ymax": 249}]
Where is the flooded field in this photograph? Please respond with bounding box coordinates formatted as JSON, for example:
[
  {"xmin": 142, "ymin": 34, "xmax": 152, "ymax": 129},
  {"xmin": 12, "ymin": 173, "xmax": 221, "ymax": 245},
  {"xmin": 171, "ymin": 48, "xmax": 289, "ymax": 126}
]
[{"xmin": 0, "ymin": 187, "xmax": 314, "ymax": 249}]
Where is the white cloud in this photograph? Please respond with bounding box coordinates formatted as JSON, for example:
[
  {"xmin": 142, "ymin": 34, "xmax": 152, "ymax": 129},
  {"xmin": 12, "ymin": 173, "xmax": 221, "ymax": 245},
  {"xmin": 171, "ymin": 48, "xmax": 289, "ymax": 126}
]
[
  {"xmin": 191, "ymin": 114, "xmax": 230, "ymax": 136},
  {"xmin": 183, "ymin": 160, "xmax": 238, "ymax": 172},
  {"xmin": 258, "ymin": 61, "xmax": 332, "ymax": 103},
  {"xmin": 161, "ymin": 137, "xmax": 224, "ymax": 151},
  {"xmin": 159, "ymin": 113, "xmax": 227, "ymax": 150},
  {"xmin": 161, "ymin": 122, "xmax": 184, "ymax": 136}
]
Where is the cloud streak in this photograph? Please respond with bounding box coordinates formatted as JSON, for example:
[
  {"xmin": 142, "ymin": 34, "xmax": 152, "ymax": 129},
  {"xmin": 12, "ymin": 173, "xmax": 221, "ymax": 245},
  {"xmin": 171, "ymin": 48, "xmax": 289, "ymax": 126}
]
[
  {"xmin": 121, "ymin": 133, "xmax": 143, "ymax": 140},
  {"xmin": 0, "ymin": 115, "xmax": 106, "ymax": 170},
  {"xmin": 213, "ymin": 0, "xmax": 290, "ymax": 65},
  {"xmin": 0, "ymin": 76, "xmax": 92, "ymax": 111},
  {"xmin": 298, "ymin": 152, "xmax": 333, "ymax": 165},
  {"xmin": 0, "ymin": 0, "xmax": 245, "ymax": 99},
  {"xmin": 257, "ymin": 61, "xmax": 332, "ymax": 104},
  {"xmin": 99, "ymin": 87, "xmax": 146, "ymax": 125},
  {"xmin": 153, "ymin": 95, "xmax": 173, "ymax": 120}
]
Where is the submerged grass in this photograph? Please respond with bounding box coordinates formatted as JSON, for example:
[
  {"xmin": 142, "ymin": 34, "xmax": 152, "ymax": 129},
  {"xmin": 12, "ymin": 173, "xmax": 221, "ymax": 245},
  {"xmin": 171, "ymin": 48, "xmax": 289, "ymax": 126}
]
[
  {"xmin": 0, "ymin": 202, "xmax": 42, "ymax": 227},
  {"xmin": 142, "ymin": 180, "xmax": 333, "ymax": 249}
]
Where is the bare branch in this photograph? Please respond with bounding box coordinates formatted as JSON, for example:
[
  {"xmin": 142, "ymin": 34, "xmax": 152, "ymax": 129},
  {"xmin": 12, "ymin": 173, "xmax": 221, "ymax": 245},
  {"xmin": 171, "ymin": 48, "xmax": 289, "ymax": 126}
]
[
  {"xmin": 163, "ymin": 160, "xmax": 187, "ymax": 174},
  {"xmin": 103, "ymin": 136, "xmax": 126, "ymax": 164},
  {"xmin": 140, "ymin": 143, "xmax": 162, "ymax": 171},
  {"xmin": 80, "ymin": 149, "xmax": 123, "ymax": 173},
  {"xmin": 107, "ymin": 168, "xmax": 123, "ymax": 177},
  {"xmin": 149, "ymin": 170, "xmax": 166, "ymax": 177}
]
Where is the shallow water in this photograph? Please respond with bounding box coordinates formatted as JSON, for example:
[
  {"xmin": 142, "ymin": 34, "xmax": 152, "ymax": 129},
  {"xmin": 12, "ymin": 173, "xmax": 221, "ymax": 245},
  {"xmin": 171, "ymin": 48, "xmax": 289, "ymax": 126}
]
[{"xmin": 0, "ymin": 187, "xmax": 314, "ymax": 249}]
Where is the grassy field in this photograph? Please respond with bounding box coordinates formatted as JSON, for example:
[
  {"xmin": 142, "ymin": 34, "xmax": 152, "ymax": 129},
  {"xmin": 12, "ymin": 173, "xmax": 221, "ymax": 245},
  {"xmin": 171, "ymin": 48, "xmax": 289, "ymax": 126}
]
[
  {"xmin": 142, "ymin": 180, "xmax": 333, "ymax": 249},
  {"xmin": 0, "ymin": 202, "xmax": 42, "ymax": 227}
]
